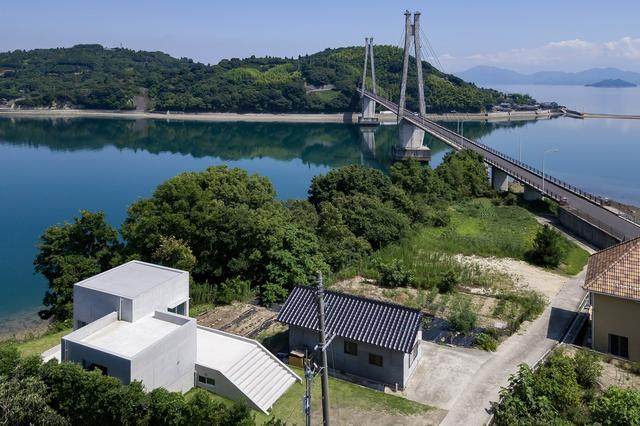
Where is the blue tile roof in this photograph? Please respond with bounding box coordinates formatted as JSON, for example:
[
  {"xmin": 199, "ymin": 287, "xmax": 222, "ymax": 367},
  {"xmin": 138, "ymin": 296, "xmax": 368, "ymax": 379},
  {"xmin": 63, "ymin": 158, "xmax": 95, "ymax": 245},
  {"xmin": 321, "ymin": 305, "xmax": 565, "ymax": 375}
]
[{"xmin": 277, "ymin": 285, "xmax": 422, "ymax": 353}]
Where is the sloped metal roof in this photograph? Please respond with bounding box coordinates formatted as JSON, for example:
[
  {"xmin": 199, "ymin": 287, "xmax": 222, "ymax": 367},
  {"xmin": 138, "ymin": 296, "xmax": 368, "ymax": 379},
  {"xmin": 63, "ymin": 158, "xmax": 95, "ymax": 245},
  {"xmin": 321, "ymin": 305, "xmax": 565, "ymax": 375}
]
[
  {"xmin": 584, "ymin": 236, "xmax": 640, "ymax": 301},
  {"xmin": 277, "ymin": 286, "xmax": 422, "ymax": 353}
]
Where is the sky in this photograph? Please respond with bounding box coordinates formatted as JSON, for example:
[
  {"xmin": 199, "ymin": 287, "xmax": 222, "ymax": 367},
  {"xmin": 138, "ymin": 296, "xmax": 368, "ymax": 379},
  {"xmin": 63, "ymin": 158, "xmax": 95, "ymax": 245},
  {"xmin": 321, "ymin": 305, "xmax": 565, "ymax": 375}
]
[{"xmin": 2, "ymin": 0, "xmax": 640, "ymax": 73}]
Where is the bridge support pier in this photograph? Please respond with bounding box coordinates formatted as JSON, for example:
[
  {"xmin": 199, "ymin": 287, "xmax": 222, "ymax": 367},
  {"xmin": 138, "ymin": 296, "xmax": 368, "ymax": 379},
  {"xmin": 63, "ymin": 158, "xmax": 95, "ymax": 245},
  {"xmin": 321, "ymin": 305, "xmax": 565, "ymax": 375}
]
[
  {"xmin": 393, "ymin": 121, "xmax": 431, "ymax": 162},
  {"xmin": 491, "ymin": 168, "xmax": 509, "ymax": 192},
  {"xmin": 359, "ymin": 127, "xmax": 376, "ymax": 159},
  {"xmin": 358, "ymin": 97, "xmax": 379, "ymax": 126},
  {"xmin": 523, "ymin": 184, "xmax": 542, "ymax": 201}
]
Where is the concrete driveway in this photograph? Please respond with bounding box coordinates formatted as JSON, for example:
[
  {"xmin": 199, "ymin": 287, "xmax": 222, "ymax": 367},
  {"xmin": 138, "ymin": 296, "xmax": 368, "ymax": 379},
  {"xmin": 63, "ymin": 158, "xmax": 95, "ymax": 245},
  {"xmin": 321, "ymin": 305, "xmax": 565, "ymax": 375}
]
[
  {"xmin": 401, "ymin": 272, "xmax": 587, "ymax": 425},
  {"xmin": 405, "ymin": 342, "xmax": 492, "ymax": 410}
]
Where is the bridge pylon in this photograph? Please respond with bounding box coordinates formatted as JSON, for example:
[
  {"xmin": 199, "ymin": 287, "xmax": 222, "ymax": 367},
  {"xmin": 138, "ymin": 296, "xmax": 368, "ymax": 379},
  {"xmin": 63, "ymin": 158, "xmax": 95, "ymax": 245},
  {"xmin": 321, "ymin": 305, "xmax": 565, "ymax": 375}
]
[
  {"xmin": 393, "ymin": 10, "xmax": 431, "ymax": 162},
  {"xmin": 358, "ymin": 37, "xmax": 379, "ymax": 126}
]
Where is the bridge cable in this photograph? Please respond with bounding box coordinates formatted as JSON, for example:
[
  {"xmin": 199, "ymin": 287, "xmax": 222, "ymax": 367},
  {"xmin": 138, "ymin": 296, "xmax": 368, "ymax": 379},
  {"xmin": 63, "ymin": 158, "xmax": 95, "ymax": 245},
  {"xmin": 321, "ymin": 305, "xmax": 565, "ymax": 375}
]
[{"xmin": 420, "ymin": 28, "xmax": 446, "ymax": 74}]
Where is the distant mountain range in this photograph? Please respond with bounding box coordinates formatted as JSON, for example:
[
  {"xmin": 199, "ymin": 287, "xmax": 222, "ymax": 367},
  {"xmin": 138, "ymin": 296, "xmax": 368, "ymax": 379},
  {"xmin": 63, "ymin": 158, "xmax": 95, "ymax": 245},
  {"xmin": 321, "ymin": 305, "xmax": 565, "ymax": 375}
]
[{"xmin": 457, "ymin": 66, "xmax": 640, "ymax": 86}]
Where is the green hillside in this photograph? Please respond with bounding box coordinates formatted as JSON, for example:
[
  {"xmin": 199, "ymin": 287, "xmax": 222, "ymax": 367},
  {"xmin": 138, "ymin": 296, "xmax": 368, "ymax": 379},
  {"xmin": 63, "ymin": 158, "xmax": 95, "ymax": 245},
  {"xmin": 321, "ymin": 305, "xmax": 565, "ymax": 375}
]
[{"xmin": 0, "ymin": 44, "xmax": 531, "ymax": 113}]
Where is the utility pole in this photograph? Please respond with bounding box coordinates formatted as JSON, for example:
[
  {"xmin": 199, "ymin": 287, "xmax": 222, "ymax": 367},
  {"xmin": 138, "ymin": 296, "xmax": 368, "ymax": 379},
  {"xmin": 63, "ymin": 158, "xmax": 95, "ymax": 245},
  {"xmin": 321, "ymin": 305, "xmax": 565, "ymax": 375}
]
[
  {"xmin": 316, "ymin": 271, "xmax": 331, "ymax": 426},
  {"xmin": 303, "ymin": 354, "xmax": 313, "ymax": 426}
]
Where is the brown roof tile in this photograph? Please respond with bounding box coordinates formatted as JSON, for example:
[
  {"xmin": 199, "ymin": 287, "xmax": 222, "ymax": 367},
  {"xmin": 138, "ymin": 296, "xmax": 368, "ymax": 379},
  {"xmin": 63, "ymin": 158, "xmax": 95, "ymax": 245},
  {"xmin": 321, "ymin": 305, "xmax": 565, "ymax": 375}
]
[{"xmin": 584, "ymin": 236, "xmax": 640, "ymax": 301}]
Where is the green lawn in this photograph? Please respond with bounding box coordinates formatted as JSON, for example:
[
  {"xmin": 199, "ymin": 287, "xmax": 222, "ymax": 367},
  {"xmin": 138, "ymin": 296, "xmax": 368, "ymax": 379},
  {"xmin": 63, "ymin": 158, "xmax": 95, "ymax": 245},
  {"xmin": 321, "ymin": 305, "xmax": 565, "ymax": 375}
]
[
  {"xmin": 377, "ymin": 199, "xmax": 588, "ymax": 278},
  {"xmin": 187, "ymin": 367, "xmax": 432, "ymax": 424},
  {"xmin": 14, "ymin": 328, "xmax": 70, "ymax": 357}
]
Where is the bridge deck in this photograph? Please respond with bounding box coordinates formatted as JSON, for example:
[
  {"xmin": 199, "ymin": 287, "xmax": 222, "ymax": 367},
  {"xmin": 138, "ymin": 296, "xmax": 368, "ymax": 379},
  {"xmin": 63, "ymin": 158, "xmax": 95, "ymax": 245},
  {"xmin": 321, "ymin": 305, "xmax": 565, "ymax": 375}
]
[{"xmin": 361, "ymin": 89, "xmax": 640, "ymax": 242}]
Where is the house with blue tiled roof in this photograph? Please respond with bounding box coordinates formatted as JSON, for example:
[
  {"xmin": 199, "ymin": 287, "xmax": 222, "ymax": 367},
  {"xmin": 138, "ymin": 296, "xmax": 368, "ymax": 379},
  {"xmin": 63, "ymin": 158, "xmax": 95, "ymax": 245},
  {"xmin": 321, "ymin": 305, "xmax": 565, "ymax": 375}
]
[{"xmin": 278, "ymin": 285, "xmax": 423, "ymax": 389}]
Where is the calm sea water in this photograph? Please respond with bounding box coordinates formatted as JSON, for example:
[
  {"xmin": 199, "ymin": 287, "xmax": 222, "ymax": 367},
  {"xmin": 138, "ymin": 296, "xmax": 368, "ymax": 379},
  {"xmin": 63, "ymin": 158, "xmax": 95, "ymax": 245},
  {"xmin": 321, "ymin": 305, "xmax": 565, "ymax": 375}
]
[{"xmin": 0, "ymin": 85, "xmax": 638, "ymax": 327}]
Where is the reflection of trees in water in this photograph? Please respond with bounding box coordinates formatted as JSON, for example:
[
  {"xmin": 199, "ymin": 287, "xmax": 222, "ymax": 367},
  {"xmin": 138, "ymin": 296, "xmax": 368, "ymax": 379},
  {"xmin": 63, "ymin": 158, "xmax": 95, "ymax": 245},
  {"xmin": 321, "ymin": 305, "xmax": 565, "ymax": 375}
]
[{"xmin": 0, "ymin": 117, "xmax": 536, "ymax": 169}]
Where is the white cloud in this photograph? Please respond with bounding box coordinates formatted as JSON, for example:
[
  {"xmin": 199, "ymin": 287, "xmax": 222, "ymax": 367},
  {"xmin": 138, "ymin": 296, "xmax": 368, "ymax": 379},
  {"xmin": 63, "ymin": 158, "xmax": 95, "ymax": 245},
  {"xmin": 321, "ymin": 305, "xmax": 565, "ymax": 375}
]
[{"xmin": 440, "ymin": 37, "xmax": 640, "ymax": 72}]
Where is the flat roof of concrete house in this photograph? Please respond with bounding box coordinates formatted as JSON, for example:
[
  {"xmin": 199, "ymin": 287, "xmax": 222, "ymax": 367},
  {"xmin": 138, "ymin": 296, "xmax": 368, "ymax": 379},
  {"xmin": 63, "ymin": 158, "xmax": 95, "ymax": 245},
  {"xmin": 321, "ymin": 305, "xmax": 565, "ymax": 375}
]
[
  {"xmin": 74, "ymin": 315, "xmax": 182, "ymax": 358},
  {"xmin": 74, "ymin": 260, "xmax": 187, "ymax": 299}
]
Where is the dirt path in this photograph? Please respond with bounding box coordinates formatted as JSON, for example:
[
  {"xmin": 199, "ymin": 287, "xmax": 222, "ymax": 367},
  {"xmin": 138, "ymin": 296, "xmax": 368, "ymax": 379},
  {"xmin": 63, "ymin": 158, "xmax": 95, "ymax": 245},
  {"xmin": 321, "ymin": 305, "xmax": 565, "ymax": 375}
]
[
  {"xmin": 455, "ymin": 254, "xmax": 571, "ymax": 300},
  {"xmin": 439, "ymin": 269, "xmax": 587, "ymax": 426}
]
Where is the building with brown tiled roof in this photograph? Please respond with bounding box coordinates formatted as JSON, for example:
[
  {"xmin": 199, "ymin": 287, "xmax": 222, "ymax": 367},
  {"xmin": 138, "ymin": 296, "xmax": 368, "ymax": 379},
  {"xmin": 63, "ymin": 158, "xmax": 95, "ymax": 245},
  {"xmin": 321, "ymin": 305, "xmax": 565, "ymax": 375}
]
[{"xmin": 584, "ymin": 236, "xmax": 640, "ymax": 360}]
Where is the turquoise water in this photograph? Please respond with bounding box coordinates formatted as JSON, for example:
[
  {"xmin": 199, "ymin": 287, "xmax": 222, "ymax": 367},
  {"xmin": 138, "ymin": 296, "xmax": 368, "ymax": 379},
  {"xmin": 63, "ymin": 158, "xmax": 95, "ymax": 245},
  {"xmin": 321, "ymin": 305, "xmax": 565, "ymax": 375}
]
[{"xmin": 0, "ymin": 85, "xmax": 638, "ymax": 326}]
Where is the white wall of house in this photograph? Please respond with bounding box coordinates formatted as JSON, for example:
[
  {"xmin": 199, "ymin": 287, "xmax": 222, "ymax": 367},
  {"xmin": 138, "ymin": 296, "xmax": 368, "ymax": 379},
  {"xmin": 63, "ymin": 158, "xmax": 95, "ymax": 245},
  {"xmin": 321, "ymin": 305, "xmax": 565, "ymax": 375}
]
[
  {"xmin": 73, "ymin": 287, "xmax": 133, "ymax": 328},
  {"xmin": 130, "ymin": 312, "xmax": 197, "ymax": 393},
  {"xmin": 131, "ymin": 274, "xmax": 189, "ymax": 322},
  {"xmin": 62, "ymin": 312, "xmax": 132, "ymax": 384}
]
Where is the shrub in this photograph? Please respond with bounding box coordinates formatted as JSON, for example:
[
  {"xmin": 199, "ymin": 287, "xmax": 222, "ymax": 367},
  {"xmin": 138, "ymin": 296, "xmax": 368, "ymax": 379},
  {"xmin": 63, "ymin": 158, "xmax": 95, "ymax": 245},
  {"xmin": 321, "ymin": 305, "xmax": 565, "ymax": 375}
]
[
  {"xmin": 475, "ymin": 333, "xmax": 498, "ymax": 351},
  {"xmin": 190, "ymin": 282, "xmax": 216, "ymax": 305},
  {"xmin": 214, "ymin": 277, "xmax": 253, "ymax": 305},
  {"xmin": 376, "ymin": 259, "xmax": 414, "ymax": 288},
  {"xmin": 528, "ymin": 225, "xmax": 565, "ymax": 268},
  {"xmin": 437, "ymin": 270, "xmax": 457, "ymax": 294},
  {"xmin": 447, "ymin": 297, "xmax": 477, "ymax": 333},
  {"xmin": 0, "ymin": 342, "xmax": 21, "ymax": 376},
  {"xmin": 426, "ymin": 209, "xmax": 451, "ymax": 227},
  {"xmin": 591, "ymin": 387, "xmax": 640, "ymax": 426},
  {"xmin": 573, "ymin": 349, "xmax": 602, "ymax": 389}
]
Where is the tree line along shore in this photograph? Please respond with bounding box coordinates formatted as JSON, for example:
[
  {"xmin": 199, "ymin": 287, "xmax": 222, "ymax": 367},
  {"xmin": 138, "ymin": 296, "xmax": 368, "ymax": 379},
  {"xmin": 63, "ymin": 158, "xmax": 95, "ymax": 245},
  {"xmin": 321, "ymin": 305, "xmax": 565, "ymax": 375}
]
[{"xmin": 0, "ymin": 44, "xmax": 535, "ymax": 114}]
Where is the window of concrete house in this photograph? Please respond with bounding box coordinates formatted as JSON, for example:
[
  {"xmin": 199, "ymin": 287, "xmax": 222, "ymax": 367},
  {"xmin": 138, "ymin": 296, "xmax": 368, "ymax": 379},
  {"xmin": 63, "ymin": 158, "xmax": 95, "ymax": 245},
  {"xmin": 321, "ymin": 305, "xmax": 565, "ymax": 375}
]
[
  {"xmin": 369, "ymin": 353, "xmax": 383, "ymax": 367},
  {"xmin": 609, "ymin": 334, "xmax": 629, "ymax": 358},
  {"xmin": 344, "ymin": 341, "xmax": 358, "ymax": 356},
  {"xmin": 76, "ymin": 320, "xmax": 87, "ymax": 329},
  {"xmin": 198, "ymin": 375, "xmax": 215, "ymax": 386},
  {"xmin": 169, "ymin": 301, "xmax": 186, "ymax": 316}
]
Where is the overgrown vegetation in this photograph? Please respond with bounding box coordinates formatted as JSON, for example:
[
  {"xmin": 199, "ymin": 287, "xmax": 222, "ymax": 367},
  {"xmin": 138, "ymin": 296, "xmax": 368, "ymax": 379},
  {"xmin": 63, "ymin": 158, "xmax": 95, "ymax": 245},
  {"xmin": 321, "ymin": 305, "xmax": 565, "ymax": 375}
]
[
  {"xmin": 492, "ymin": 349, "xmax": 640, "ymax": 425},
  {"xmin": 0, "ymin": 342, "xmax": 260, "ymax": 425},
  {"xmin": 0, "ymin": 44, "xmax": 532, "ymax": 112}
]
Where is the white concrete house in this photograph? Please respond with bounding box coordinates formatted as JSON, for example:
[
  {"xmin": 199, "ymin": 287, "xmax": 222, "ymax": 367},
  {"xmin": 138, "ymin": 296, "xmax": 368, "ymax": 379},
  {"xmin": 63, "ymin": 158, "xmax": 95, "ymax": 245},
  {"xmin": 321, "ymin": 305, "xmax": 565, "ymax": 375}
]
[{"xmin": 43, "ymin": 260, "xmax": 299, "ymax": 413}]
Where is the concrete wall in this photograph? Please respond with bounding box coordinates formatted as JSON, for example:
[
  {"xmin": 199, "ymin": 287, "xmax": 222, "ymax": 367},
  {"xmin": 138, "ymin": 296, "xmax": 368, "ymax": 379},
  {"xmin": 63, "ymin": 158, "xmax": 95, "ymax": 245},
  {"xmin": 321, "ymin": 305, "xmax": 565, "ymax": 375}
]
[
  {"xmin": 289, "ymin": 326, "xmax": 416, "ymax": 388},
  {"xmin": 558, "ymin": 207, "xmax": 620, "ymax": 249},
  {"xmin": 592, "ymin": 293, "xmax": 640, "ymax": 360},
  {"xmin": 131, "ymin": 274, "xmax": 189, "ymax": 322},
  {"xmin": 62, "ymin": 312, "xmax": 132, "ymax": 384},
  {"xmin": 131, "ymin": 312, "xmax": 197, "ymax": 393},
  {"xmin": 195, "ymin": 365, "xmax": 261, "ymax": 412},
  {"xmin": 403, "ymin": 330, "xmax": 422, "ymax": 383},
  {"xmin": 491, "ymin": 168, "xmax": 509, "ymax": 192},
  {"xmin": 73, "ymin": 287, "xmax": 133, "ymax": 328}
]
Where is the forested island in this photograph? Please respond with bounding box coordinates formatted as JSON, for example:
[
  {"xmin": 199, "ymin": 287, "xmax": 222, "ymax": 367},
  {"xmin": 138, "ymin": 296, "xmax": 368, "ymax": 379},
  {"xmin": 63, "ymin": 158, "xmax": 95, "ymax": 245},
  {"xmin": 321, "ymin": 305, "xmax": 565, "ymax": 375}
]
[
  {"xmin": 586, "ymin": 78, "xmax": 637, "ymax": 88},
  {"xmin": 0, "ymin": 44, "xmax": 534, "ymax": 113}
]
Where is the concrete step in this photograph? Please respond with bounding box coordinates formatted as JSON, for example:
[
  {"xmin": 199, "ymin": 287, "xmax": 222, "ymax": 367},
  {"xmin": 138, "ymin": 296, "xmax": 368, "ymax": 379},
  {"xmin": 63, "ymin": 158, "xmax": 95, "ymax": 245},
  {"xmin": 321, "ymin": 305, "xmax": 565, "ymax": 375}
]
[
  {"xmin": 226, "ymin": 348, "xmax": 260, "ymax": 378},
  {"xmin": 258, "ymin": 375, "xmax": 297, "ymax": 410},
  {"xmin": 232, "ymin": 354, "xmax": 270, "ymax": 385},
  {"xmin": 239, "ymin": 361, "xmax": 282, "ymax": 399}
]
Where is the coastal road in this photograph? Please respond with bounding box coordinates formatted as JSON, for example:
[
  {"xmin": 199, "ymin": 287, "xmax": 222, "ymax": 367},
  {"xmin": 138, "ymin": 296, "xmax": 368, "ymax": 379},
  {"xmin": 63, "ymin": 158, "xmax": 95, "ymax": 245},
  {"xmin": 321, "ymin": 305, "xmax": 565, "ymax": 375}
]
[{"xmin": 438, "ymin": 271, "xmax": 587, "ymax": 426}]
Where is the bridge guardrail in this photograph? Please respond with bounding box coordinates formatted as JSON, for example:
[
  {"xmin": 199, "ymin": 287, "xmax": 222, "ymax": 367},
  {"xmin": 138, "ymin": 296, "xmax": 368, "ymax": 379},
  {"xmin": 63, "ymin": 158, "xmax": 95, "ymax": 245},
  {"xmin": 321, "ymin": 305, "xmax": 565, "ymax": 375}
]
[
  {"xmin": 361, "ymin": 90, "xmax": 639, "ymax": 235},
  {"xmin": 411, "ymin": 111, "xmax": 607, "ymax": 206}
]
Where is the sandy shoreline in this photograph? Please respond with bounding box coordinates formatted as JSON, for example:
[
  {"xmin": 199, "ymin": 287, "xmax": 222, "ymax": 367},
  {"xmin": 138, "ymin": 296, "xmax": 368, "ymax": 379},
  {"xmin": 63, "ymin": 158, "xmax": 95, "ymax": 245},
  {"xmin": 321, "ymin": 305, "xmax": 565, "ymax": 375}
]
[{"xmin": 0, "ymin": 108, "xmax": 553, "ymax": 123}]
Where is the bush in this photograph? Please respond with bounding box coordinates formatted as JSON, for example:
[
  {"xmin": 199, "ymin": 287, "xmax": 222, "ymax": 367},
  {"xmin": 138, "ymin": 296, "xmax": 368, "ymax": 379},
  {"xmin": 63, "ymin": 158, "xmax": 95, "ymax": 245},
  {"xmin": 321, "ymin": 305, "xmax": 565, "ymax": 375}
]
[
  {"xmin": 527, "ymin": 225, "xmax": 565, "ymax": 268},
  {"xmin": 573, "ymin": 349, "xmax": 602, "ymax": 389},
  {"xmin": 376, "ymin": 259, "xmax": 414, "ymax": 288},
  {"xmin": 447, "ymin": 297, "xmax": 477, "ymax": 333},
  {"xmin": 426, "ymin": 209, "xmax": 451, "ymax": 227},
  {"xmin": 214, "ymin": 277, "xmax": 253, "ymax": 305},
  {"xmin": 474, "ymin": 333, "xmax": 498, "ymax": 351},
  {"xmin": 437, "ymin": 270, "xmax": 458, "ymax": 293},
  {"xmin": 591, "ymin": 387, "xmax": 640, "ymax": 426}
]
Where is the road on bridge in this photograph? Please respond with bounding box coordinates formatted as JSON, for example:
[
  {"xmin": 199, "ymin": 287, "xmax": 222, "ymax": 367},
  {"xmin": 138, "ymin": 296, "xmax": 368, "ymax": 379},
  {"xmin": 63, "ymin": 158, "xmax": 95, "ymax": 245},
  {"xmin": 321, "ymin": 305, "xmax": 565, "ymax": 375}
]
[{"xmin": 361, "ymin": 90, "xmax": 640, "ymax": 242}]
